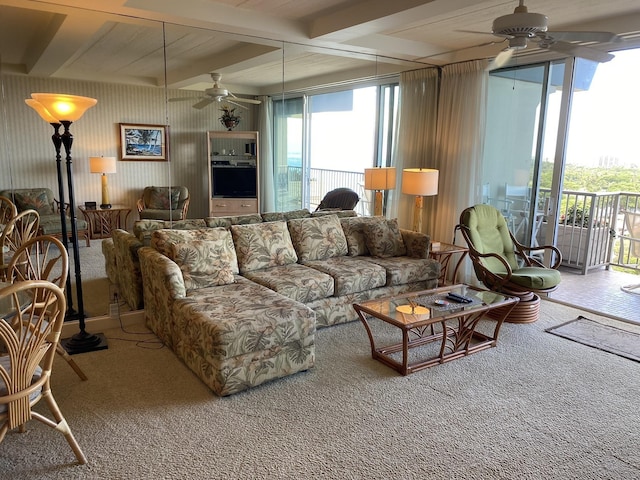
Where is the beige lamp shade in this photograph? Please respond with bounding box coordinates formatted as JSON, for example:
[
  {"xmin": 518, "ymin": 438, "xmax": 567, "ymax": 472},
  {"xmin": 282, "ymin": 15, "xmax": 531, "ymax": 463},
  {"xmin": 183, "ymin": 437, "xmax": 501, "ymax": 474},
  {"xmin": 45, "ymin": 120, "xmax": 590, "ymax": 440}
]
[
  {"xmin": 401, "ymin": 168, "xmax": 439, "ymax": 196},
  {"xmin": 90, "ymin": 156, "xmax": 116, "ymax": 209},
  {"xmin": 402, "ymin": 168, "xmax": 439, "ymax": 232},
  {"xmin": 90, "ymin": 156, "xmax": 117, "ymax": 174},
  {"xmin": 30, "ymin": 93, "xmax": 97, "ymax": 122},
  {"xmin": 364, "ymin": 167, "xmax": 396, "ymax": 191}
]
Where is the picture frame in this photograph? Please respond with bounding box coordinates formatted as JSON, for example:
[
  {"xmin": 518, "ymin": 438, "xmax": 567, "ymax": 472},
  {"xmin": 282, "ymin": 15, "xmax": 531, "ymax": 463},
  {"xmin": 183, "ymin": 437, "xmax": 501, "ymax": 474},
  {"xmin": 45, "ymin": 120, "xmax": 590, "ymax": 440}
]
[{"xmin": 119, "ymin": 123, "xmax": 168, "ymax": 161}]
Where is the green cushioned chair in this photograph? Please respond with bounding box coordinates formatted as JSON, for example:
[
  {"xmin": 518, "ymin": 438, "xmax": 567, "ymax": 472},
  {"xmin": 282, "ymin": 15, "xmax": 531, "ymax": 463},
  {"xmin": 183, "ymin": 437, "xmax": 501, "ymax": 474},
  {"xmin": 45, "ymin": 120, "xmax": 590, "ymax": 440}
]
[
  {"xmin": 0, "ymin": 188, "xmax": 90, "ymax": 247},
  {"xmin": 457, "ymin": 204, "xmax": 562, "ymax": 323},
  {"xmin": 136, "ymin": 186, "xmax": 190, "ymax": 221}
]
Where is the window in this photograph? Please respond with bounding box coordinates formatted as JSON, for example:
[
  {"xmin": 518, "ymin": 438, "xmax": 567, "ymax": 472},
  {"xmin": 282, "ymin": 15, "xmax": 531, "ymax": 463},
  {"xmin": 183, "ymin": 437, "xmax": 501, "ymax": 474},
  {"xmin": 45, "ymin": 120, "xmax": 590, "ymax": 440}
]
[{"xmin": 273, "ymin": 83, "xmax": 399, "ymax": 212}]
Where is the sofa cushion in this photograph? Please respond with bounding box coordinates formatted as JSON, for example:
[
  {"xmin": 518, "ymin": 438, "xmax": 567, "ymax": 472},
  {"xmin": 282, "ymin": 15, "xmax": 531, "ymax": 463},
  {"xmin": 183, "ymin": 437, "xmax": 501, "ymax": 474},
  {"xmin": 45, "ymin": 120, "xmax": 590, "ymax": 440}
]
[
  {"xmin": 38, "ymin": 215, "xmax": 88, "ymax": 234},
  {"xmin": 340, "ymin": 216, "xmax": 386, "ymax": 256},
  {"xmin": 260, "ymin": 211, "xmax": 285, "ymax": 223},
  {"xmin": 13, "ymin": 189, "xmax": 54, "ymax": 215},
  {"xmin": 363, "ymin": 218, "xmax": 407, "ymax": 258},
  {"xmin": 167, "ymin": 219, "xmax": 207, "ymax": 229},
  {"xmin": 148, "ymin": 186, "xmax": 181, "ymax": 210},
  {"xmin": 363, "ymin": 255, "xmax": 440, "ymax": 286},
  {"xmin": 283, "ymin": 209, "xmax": 312, "ymax": 220},
  {"xmin": 231, "ymin": 221, "xmax": 298, "ymax": 273},
  {"xmin": 242, "ymin": 263, "xmax": 334, "ymax": 303},
  {"xmin": 151, "ymin": 228, "xmax": 232, "ymax": 259},
  {"xmin": 304, "ymin": 256, "xmax": 386, "ymax": 295},
  {"xmin": 171, "ymin": 237, "xmax": 238, "ymax": 290},
  {"xmin": 205, "ymin": 213, "xmax": 263, "ymax": 228},
  {"xmin": 287, "ymin": 214, "xmax": 348, "ymax": 262}
]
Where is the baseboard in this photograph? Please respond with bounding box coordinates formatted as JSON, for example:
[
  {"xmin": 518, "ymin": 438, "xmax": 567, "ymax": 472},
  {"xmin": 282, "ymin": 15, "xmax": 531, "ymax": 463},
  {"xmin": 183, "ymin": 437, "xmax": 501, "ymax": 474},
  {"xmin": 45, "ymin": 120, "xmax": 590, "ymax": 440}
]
[{"xmin": 62, "ymin": 310, "xmax": 146, "ymax": 338}]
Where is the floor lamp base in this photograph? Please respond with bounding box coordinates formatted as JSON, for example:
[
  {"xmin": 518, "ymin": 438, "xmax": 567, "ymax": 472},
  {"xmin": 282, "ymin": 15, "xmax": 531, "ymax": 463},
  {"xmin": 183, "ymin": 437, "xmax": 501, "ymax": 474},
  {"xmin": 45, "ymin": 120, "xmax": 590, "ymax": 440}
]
[{"xmin": 61, "ymin": 330, "xmax": 108, "ymax": 355}]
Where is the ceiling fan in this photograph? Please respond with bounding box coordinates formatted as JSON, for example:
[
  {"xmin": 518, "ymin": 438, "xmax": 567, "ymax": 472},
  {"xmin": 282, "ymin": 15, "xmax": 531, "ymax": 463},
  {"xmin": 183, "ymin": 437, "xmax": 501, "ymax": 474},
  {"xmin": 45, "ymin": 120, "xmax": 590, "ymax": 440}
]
[
  {"xmin": 169, "ymin": 73, "xmax": 261, "ymax": 110},
  {"xmin": 472, "ymin": 0, "xmax": 620, "ymax": 69}
]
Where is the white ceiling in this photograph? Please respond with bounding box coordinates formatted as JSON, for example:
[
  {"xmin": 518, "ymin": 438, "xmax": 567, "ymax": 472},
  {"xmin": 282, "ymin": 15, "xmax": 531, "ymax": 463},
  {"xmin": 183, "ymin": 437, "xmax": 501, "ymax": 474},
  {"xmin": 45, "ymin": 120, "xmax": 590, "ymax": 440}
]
[{"xmin": 1, "ymin": 0, "xmax": 639, "ymax": 95}]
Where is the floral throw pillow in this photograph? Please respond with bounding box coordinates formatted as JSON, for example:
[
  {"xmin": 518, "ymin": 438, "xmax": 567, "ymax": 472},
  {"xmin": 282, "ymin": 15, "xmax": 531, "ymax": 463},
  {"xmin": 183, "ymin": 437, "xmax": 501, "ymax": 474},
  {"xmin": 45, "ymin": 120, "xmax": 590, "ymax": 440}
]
[
  {"xmin": 340, "ymin": 216, "xmax": 386, "ymax": 256},
  {"xmin": 287, "ymin": 214, "xmax": 348, "ymax": 262},
  {"xmin": 148, "ymin": 187, "xmax": 181, "ymax": 210},
  {"xmin": 363, "ymin": 218, "xmax": 407, "ymax": 258},
  {"xmin": 230, "ymin": 221, "xmax": 298, "ymax": 273},
  {"xmin": 14, "ymin": 190, "xmax": 53, "ymax": 215},
  {"xmin": 169, "ymin": 236, "xmax": 239, "ymax": 291}
]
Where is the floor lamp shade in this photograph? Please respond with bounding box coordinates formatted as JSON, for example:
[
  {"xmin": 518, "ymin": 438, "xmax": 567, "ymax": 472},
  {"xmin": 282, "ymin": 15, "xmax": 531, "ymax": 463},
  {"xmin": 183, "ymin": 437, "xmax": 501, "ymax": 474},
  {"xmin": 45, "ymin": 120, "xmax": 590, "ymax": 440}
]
[
  {"xmin": 90, "ymin": 156, "xmax": 117, "ymax": 209},
  {"xmin": 364, "ymin": 167, "xmax": 396, "ymax": 216},
  {"xmin": 29, "ymin": 93, "xmax": 97, "ymax": 122},
  {"xmin": 402, "ymin": 168, "xmax": 439, "ymax": 232}
]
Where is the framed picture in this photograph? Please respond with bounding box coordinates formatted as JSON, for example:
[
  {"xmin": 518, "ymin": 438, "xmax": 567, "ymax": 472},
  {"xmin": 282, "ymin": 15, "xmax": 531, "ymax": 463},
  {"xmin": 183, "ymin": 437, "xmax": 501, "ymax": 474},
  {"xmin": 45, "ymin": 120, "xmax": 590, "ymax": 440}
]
[{"xmin": 119, "ymin": 123, "xmax": 168, "ymax": 161}]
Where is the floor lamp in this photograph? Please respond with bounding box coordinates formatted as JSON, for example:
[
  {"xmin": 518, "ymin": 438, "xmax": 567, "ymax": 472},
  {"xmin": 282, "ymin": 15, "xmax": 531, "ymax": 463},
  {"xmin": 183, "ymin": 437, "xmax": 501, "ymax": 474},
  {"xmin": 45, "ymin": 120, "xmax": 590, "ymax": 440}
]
[
  {"xmin": 364, "ymin": 167, "xmax": 396, "ymax": 216},
  {"xmin": 26, "ymin": 93, "xmax": 108, "ymax": 355},
  {"xmin": 401, "ymin": 168, "xmax": 439, "ymax": 232}
]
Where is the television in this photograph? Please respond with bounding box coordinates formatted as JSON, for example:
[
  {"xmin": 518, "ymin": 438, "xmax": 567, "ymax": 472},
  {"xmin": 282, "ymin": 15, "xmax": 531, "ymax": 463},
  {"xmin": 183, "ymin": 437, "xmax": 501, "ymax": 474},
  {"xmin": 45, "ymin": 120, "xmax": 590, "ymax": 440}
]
[{"xmin": 212, "ymin": 165, "xmax": 257, "ymax": 198}]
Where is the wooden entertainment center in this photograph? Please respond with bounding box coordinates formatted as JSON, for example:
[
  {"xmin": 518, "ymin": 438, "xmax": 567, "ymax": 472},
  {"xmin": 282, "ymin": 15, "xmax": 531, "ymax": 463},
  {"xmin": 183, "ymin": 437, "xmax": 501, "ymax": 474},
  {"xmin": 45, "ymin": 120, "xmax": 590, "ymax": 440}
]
[{"xmin": 207, "ymin": 130, "xmax": 260, "ymax": 217}]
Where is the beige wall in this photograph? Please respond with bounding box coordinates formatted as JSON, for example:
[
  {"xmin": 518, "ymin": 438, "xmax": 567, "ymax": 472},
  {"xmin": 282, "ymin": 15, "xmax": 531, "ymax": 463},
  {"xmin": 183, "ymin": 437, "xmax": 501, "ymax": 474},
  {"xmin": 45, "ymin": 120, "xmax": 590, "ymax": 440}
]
[{"xmin": 0, "ymin": 74, "xmax": 257, "ymax": 225}]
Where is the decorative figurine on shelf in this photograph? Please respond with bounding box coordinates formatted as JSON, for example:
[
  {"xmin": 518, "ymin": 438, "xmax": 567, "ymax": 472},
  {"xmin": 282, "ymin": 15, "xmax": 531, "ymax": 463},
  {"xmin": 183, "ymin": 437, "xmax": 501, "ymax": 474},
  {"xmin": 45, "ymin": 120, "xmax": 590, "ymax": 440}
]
[{"xmin": 219, "ymin": 104, "xmax": 241, "ymax": 131}]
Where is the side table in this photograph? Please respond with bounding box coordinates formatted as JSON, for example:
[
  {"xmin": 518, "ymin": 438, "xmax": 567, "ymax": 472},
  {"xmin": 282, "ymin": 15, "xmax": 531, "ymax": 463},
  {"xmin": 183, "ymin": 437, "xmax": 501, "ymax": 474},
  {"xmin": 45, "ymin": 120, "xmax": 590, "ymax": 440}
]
[
  {"xmin": 79, "ymin": 205, "xmax": 131, "ymax": 239},
  {"xmin": 429, "ymin": 241, "xmax": 468, "ymax": 286}
]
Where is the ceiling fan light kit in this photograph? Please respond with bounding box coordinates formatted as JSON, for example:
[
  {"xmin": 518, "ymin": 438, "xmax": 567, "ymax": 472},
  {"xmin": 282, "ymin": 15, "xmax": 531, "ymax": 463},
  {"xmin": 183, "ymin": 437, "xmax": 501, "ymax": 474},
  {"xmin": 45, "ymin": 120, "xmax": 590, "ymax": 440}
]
[{"xmin": 492, "ymin": 12, "xmax": 548, "ymax": 38}]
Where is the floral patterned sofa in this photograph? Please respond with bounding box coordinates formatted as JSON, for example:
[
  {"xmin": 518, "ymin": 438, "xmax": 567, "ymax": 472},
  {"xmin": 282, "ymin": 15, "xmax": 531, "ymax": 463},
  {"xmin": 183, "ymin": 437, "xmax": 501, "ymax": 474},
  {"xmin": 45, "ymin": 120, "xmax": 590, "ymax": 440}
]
[
  {"xmin": 105, "ymin": 209, "xmax": 356, "ymax": 310},
  {"xmin": 135, "ymin": 213, "xmax": 440, "ymax": 396}
]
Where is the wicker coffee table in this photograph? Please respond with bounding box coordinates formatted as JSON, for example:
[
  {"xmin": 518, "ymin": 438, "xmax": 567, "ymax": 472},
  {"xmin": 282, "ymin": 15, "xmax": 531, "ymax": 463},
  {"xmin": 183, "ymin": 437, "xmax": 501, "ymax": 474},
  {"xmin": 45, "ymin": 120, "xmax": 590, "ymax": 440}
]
[{"xmin": 353, "ymin": 284, "xmax": 518, "ymax": 375}]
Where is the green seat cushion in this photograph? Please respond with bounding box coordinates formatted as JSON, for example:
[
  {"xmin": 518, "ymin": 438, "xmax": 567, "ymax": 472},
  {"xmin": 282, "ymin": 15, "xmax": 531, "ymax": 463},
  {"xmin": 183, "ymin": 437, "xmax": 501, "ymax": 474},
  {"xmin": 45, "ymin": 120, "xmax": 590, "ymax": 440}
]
[
  {"xmin": 505, "ymin": 267, "xmax": 561, "ymax": 290},
  {"xmin": 38, "ymin": 216, "xmax": 88, "ymax": 234}
]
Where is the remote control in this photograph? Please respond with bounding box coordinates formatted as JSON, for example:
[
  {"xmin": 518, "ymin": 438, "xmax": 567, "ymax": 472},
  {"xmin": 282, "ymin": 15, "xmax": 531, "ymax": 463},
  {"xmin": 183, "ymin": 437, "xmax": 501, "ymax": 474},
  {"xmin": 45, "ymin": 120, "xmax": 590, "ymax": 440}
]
[{"xmin": 446, "ymin": 292, "xmax": 472, "ymax": 303}]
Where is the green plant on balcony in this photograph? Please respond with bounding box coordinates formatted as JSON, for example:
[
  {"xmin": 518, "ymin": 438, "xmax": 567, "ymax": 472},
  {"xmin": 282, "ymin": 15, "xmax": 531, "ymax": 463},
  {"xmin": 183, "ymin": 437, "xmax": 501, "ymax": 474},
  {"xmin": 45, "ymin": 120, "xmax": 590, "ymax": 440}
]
[{"xmin": 561, "ymin": 205, "xmax": 590, "ymax": 228}]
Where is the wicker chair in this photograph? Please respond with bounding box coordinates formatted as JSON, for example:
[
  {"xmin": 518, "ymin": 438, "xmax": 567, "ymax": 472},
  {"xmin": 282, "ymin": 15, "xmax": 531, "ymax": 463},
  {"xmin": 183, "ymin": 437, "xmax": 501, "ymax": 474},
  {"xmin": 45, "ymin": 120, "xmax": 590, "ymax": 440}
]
[
  {"xmin": 315, "ymin": 188, "xmax": 359, "ymax": 212},
  {"xmin": 137, "ymin": 186, "xmax": 190, "ymax": 221},
  {"xmin": 7, "ymin": 235, "xmax": 87, "ymax": 381},
  {"xmin": 0, "ymin": 210, "xmax": 40, "ymax": 282},
  {"xmin": 0, "ymin": 196, "xmax": 17, "ymax": 227},
  {"xmin": 457, "ymin": 203, "xmax": 562, "ymax": 323},
  {"xmin": 0, "ymin": 280, "xmax": 87, "ymax": 464}
]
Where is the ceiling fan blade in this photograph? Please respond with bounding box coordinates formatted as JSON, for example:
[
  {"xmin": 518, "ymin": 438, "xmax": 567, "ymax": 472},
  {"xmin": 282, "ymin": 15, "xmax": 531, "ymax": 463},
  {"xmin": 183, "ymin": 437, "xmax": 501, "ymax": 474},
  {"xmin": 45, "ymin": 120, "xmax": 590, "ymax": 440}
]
[
  {"xmin": 548, "ymin": 40, "xmax": 614, "ymax": 63},
  {"xmin": 230, "ymin": 97, "xmax": 262, "ymax": 105},
  {"xmin": 227, "ymin": 91, "xmax": 262, "ymax": 104},
  {"xmin": 489, "ymin": 48, "xmax": 515, "ymax": 70},
  {"xmin": 192, "ymin": 97, "xmax": 215, "ymax": 110},
  {"xmin": 225, "ymin": 99, "xmax": 248, "ymax": 110},
  {"xmin": 544, "ymin": 31, "xmax": 620, "ymax": 43}
]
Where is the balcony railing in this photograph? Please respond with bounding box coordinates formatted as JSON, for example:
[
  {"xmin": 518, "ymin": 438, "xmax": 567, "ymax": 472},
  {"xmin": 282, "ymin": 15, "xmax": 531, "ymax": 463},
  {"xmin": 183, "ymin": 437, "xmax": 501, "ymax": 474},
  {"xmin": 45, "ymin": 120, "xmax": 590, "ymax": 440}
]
[
  {"xmin": 278, "ymin": 166, "xmax": 640, "ymax": 275},
  {"xmin": 535, "ymin": 190, "xmax": 639, "ymax": 274}
]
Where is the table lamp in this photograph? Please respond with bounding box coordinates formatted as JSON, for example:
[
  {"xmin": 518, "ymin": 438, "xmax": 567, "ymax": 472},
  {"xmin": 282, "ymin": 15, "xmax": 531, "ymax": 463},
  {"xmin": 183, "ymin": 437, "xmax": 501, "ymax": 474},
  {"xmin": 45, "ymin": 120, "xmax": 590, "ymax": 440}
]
[
  {"xmin": 90, "ymin": 156, "xmax": 117, "ymax": 209},
  {"xmin": 402, "ymin": 168, "xmax": 439, "ymax": 232},
  {"xmin": 364, "ymin": 167, "xmax": 396, "ymax": 216}
]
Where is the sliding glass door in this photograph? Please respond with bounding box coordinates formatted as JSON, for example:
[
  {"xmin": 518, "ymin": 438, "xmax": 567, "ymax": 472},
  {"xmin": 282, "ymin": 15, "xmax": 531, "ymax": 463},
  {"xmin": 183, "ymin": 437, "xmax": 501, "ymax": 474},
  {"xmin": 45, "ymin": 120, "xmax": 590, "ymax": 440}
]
[
  {"xmin": 482, "ymin": 62, "xmax": 565, "ymax": 251},
  {"xmin": 273, "ymin": 83, "xmax": 399, "ymax": 213}
]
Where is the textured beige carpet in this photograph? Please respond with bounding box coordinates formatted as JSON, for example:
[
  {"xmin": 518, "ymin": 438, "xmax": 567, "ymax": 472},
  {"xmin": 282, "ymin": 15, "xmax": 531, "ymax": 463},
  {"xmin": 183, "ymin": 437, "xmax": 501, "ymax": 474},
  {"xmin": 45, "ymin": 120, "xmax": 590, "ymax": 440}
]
[{"xmin": 2, "ymin": 300, "xmax": 640, "ymax": 479}]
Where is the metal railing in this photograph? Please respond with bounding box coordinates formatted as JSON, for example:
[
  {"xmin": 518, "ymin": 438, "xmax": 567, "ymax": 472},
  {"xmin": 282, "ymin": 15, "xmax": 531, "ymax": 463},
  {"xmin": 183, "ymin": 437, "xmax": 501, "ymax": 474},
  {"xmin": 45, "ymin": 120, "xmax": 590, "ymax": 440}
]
[
  {"xmin": 536, "ymin": 189, "xmax": 640, "ymax": 274},
  {"xmin": 276, "ymin": 166, "xmax": 372, "ymax": 215},
  {"xmin": 276, "ymin": 167, "xmax": 640, "ymax": 275}
]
